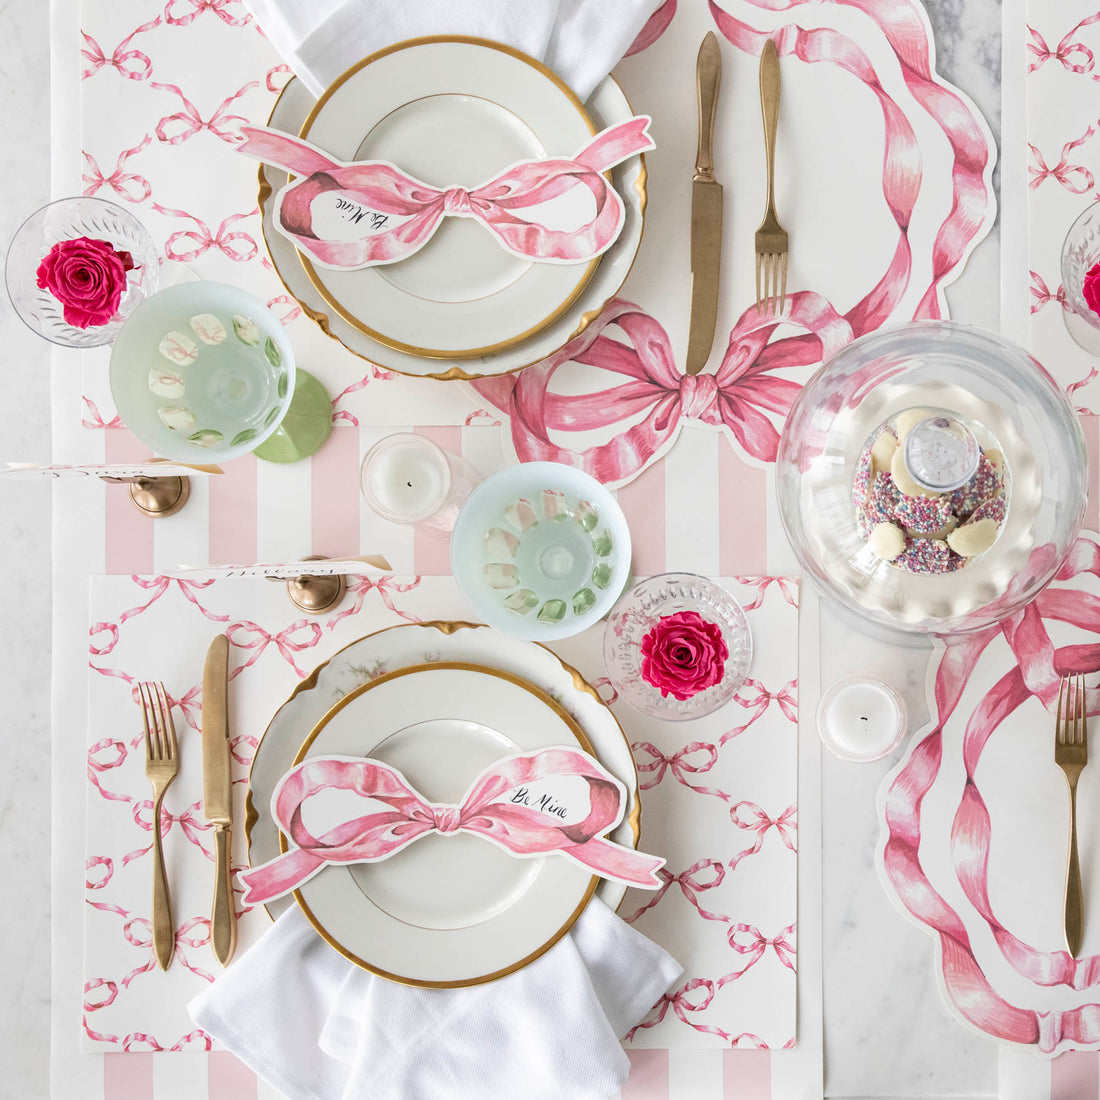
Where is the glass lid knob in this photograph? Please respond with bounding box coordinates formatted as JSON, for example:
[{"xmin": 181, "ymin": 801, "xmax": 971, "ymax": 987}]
[{"xmin": 901, "ymin": 414, "xmax": 981, "ymax": 493}]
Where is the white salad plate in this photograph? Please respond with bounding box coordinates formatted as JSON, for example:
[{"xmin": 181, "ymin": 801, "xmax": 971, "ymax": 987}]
[
  {"xmin": 296, "ymin": 37, "xmax": 599, "ymax": 360},
  {"xmin": 259, "ymin": 70, "xmax": 645, "ymax": 379},
  {"xmin": 247, "ymin": 623, "xmax": 639, "ymax": 986}
]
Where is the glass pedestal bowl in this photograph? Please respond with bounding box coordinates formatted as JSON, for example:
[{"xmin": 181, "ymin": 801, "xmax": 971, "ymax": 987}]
[
  {"xmin": 450, "ymin": 462, "xmax": 631, "ymax": 641},
  {"xmin": 776, "ymin": 321, "xmax": 1087, "ymax": 637},
  {"xmin": 109, "ymin": 282, "xmax": 331, "ymax": 464}
]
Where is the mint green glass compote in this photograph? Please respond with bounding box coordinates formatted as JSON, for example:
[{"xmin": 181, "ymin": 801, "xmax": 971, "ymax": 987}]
[{"xmin": 109, "ymin": 282, "xmax": 331, "ymax": 464}]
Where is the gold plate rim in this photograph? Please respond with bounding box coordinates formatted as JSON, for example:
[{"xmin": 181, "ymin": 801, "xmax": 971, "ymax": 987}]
[{"xmin": 296, "ymin": 35, "xmax": 599, "ymax": 360}]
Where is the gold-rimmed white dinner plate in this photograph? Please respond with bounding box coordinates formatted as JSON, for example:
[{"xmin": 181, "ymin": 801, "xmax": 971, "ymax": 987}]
[
  {"xmin": 287, "ymin": 664, "xmax": 598, "ymax": 986},
  {"xmin": 294, "ymin": 36, "xmax": 599, "ymax": 360},
  {"xmin": 257, "ymin": 73, "xmax": 646, "ymax": 379},
  {"xmin": 247, "ymin": 625, "xmax": 639, "ymax": 986}
]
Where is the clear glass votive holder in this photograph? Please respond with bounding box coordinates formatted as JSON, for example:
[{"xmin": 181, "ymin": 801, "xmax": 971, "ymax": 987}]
[
  {"xmin": 1060, "ymin": 201, "xmax": 1100, "ymax": 354},
  {"xmin": 603, "ymin": 573, "xmax": 753, "ymax": 721},
  {"xmin": 6, "ymin": 196, "xmax": 159, "ymax": 347},
  {"xmin": 360, "ymin": 433, "xmax": 480, "ymax": 537},
  {"xmin": 816, "ymin": 676, "xmax": 907, "ymax": 762}
]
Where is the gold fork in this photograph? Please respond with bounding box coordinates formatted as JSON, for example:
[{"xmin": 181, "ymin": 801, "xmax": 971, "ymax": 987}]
[
  {"xmin": 755, "ymin": 38, "xmax": 788, "ymax": 316},
  {"xmin": 139, "ymin": 681, "xmax": 180, "ymax": 970},
  {"xmin": 1055, "ymin": 673, "xmax": 1088, "ymax": 957}
]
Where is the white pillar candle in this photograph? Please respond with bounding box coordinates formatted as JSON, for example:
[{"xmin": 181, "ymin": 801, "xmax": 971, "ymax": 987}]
[{"xmin": 816, "ymin": 677, "xmax": 907, "ymax": 762}]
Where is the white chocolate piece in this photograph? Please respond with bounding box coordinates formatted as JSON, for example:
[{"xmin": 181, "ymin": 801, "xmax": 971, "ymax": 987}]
[
  {"xmin": 870, "ymin": 432, "xmax": 898, "ymax": 474},
  {"xmin": 984, "ymin": 448, "xmax": 1004, "ymax": 472},
  {"xmin": 947, "ymin": 517, "xmax": 998, "ymax": 558},
  {"xmin": 869, "ymin": 522, "xmax": 906, "ymax": 561},
  {"xmin": 890, "ymin": 444, "xmax": 943, "ymax": 498},
  {"xmin": 894, "ymin": 408, "xmax": 935, "ymax": 443}
]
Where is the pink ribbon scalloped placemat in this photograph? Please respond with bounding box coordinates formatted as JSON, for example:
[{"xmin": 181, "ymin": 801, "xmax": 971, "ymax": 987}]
[
  {"xmin": 876, "ymin": 531, "xmax": 1100, "ymax": 1060},
  {"xmin": 80, "ymin": 574, "xmax": 797, "ymax": 1068}
]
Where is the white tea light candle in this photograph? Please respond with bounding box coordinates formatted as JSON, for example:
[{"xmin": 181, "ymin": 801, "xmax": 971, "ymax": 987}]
[
  {"xmin": 360, "ymin": 433, "xmax": 479, "ymax": 536},
  {"xmin": 816, "ymin": 677, "xmax": 907, "ymax": 762}
]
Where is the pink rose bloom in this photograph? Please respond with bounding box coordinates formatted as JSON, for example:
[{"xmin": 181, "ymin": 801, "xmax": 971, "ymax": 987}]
[
  {"xmin": 640, "ymin": 610, "xmax": 728, "ymax": 701},
  {"xmin": 36, "ymin": 236, "xmax": 135, "ymax": 329},
  {"xmin": 1084, "ymin": 262, "xmax": 1100, "ymax": 318}
]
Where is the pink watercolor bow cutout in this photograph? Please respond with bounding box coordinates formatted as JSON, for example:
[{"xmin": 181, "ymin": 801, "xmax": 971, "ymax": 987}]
[
  {"xmin": 235, "ymin": 116, "xmax": 653, "ymax": 269},
  {"xmin": 239, "ymin": 746, "xmax": 664, "ymax": 906}
]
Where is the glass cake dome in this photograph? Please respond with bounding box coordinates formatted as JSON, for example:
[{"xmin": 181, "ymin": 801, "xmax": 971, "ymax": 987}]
[{"xmin": 776, "ymin": 321, "xmax": 1087, "ymax": 635}]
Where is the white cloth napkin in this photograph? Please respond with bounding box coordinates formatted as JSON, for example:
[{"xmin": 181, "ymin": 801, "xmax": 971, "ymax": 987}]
[
  {"xmin": 190, "ymin": 898, "xmax": 682, "ymax": 1100},
  {"xmin": 243, "ymin": 0, "xmax": 663, "ymax": 100}
]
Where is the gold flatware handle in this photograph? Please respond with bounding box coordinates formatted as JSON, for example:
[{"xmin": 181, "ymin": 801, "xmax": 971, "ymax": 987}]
[
  {"xmin": 760, "ymin": 39, "xmax": 780, "ymax": 214},
  {"xmin": 151, "ymin": 794, "xmax": 175, "ymax": 970},
  {"xmin": 211, "ymin": 825, "xmax": 238, "ymax": 966},
  {"xmin": 1066, "ymin": 775, "xmax": 1084, "ymax": 956},
  {"xmin": 695, "ymin": 32, "xmax": 721, "ymax": 181}
]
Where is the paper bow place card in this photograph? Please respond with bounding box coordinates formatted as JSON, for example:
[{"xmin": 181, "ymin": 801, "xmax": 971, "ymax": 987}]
[
  {"xmin": 236, "ymin": 117, "xmax": 654, "ymax": 269},
  {"xmin": 240, "ymin": 745, "xmax": 665, "ymax": 905}
]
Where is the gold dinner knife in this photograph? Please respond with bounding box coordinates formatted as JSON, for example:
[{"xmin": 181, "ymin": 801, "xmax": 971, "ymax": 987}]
[
  {"xmin": 686, "ymin": 31, "xmax": 723, "ymax": 376},
  {"xmin": 202, "ymin": 633, "xmax": 237, "ymax": 966}
]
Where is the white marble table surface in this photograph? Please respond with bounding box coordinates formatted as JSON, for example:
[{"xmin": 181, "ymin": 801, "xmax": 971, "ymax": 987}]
[{"xmin": 0, "ymin": 0, "xmax": 1003, "ymax": 1096}]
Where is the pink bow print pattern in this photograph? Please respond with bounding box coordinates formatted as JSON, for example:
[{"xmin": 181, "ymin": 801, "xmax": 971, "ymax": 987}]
[
  {"xmin": 1028, "ymin": 128, "xmax": 1096, "ymax": 192},
  {"xmin": 239, "ymin": 747, "xmax": 664, "ymax": 906},
  {"xmin": 151, "ymin": 204, "xmax": 258, "ymax": 263},
  {"xmin": 1027, "ymin": 16, "xmax": 1100, "ymax": 75},
  {"xmin": 82, "ymin": 136, "xmax": 152, "ymax": 203},
  {"xmin": 225, "ymin": 618, "xmax": 322, "ymax": 679},
  {"xmin": 236, "ymin": 116, "xmax": 654, "ymax": 268},
  {"xmin": 633, "ymin": 740, "xmax": 728, "ymax": 800},
  {"xmin": 81, "ymin": 16, "xmax": 161, "ymax": 81},
  {"xmin": 151, "ymin": 80, "xmax": 259, "ymax": 145},
  {"xmin": 720, "ymin": 678, "xmax": 798, "ymax": 745},
  {"xmin": 626, "ymin": 978, "xmax": 731, "ymax": 1042},
  {"xmin": 622, "ymin": 859, "xmax": 729, "ymax": 925},
  {"xmin": 719, "ymin": 922, "xmax": 797, "ymax": 985},
  {"xmin": 728, "ymin": 802, "xmax": 798, "ymax": 870},
  {"xmin": 1030, "ymin": 271, "xmax": 1067, "ymax": 314}
]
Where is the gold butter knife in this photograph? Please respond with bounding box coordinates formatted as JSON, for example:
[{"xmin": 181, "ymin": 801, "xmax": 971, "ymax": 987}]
[
  {"xmin": 202, "ymin": 633, "xmax": 237, "ymax": 966},
  {"xmin": 685, "ymin": 31, "xmax": 723, "ymax": 377}
]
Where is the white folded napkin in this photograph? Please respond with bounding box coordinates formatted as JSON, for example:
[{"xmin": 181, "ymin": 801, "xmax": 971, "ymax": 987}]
[
  {"xmin": 243, "ymin": 0, "xmax": 663, "ymax": 101},
  {"xmin": 190, "ymin": 898, "xmax": 681, "ymax": 1100}
]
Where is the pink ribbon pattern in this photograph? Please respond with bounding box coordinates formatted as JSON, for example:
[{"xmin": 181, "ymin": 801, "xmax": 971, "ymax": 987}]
[
  {"xmin": 239, "ymin": 747, "xmax": 664, "ymax": 906},
  {"xmin": 225, "ymin": 618, "xmax": 323, "ymax": 679},
  {"xmin": 470, "ymin": 1, "xmax": 994, "ymax": 486},
  {"xmin": 82, "ymin": 135, "xmax": 152, "ymax": 203},
  {"xmin": 81, "ymin": 16, "xmax": 161, "ymax": 81},
  {"xmin": 880, "ymin": 536, "xmax": 1100, "ymax": 1053},
  {"xmin": 472, "ymin": 294, "xmax": 851, "ymax": 486},
  {"xmin": 621, "ymin": 859, "xmax": 730, "ymax": 925},
  {"xmin": 151, "ymin": 80, "xmax": 260, "ymax": 145},
  {"xmin": 1029, "ymin": 128, "xmax": 1096, "ymax": 193},
  {"xmin": 1028, "ymin": 14, "xmax": 1100, "ymax": 76},
  {"xmin": 236, "ymin": 116, "xmax": 654, "ymax": 268},
  {"xmin": 729, "ymin": 802, "xmax": 798, "ymax": 870}
]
